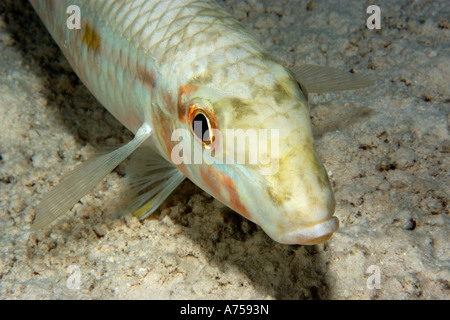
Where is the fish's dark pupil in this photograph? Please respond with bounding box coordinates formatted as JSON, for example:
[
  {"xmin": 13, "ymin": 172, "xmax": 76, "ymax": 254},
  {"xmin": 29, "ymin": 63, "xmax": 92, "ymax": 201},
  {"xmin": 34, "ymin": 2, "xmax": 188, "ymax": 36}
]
[{"xmin": 193, "ymin": 113, "xmax": 210, "ymax": 142}]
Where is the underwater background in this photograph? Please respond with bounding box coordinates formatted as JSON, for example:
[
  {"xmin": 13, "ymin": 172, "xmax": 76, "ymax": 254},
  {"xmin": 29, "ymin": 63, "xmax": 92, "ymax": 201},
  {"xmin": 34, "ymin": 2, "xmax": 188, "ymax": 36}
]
[{"xmin": 0, "ymin": 0, "xmax": 448, "ymax": 299}]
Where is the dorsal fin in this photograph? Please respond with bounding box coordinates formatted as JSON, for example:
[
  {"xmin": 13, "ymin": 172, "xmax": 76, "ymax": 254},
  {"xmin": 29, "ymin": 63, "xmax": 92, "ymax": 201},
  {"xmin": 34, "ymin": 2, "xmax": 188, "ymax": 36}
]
[{"xmin": 291, "ymin": 64, "xmax": 374, "ymax": 94}]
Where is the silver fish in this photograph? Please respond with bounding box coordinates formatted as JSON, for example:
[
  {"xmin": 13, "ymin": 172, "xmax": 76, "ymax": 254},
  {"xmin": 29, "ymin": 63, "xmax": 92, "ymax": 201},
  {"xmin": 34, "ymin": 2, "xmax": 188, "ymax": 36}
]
[{"xmin": 30, "ymin": 0, "xmax": 373, "ymax": 244}]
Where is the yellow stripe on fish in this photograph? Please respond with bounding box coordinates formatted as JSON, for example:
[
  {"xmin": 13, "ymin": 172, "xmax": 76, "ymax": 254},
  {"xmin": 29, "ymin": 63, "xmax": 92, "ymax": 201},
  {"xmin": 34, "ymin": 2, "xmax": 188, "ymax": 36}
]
[{"xmin": 30, "ymin": 0, "xmax": 373, "ymax": 245}]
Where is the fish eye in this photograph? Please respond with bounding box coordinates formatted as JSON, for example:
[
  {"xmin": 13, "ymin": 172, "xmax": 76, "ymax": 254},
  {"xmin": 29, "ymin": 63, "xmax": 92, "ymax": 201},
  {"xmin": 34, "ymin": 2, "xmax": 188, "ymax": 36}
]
[
  {"xmin": 193, "ymin": 112, "xmax": 211, "ymax": 141},
  {"xmin": 188, "ymin": 105, "xmax": 215, "ymax": 149}
]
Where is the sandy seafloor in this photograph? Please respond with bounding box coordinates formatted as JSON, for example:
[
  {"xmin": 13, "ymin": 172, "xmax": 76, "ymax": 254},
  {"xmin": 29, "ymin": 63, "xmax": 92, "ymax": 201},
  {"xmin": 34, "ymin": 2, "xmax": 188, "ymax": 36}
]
[{"xmin": 0, "ymin": 0, "xmax": 448, "ymax": 300}]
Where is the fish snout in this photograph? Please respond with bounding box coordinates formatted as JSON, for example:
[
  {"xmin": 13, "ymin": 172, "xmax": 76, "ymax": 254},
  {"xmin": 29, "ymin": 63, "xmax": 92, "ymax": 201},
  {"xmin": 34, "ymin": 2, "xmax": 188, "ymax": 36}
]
[{"xmin": 278, "ymin": 216, "xmax": 339, "ymax": 245}]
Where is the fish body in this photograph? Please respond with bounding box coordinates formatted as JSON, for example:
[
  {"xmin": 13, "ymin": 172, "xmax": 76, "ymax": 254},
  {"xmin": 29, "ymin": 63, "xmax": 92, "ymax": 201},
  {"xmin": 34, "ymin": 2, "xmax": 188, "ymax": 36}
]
[{"xmin": 30, "ymin": 0, "xmax": 373, "ymax": 244}]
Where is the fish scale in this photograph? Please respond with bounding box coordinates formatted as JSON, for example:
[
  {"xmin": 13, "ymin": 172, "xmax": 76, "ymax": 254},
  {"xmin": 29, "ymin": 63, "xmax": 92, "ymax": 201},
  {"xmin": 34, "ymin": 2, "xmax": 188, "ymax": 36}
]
[
  {"xmin": 29, "ymin": 0, "xmax": 263, "ymax": 135},
  {"xmin": 30, "ymin": 0, "xmax": 373, "ymax": 244}
]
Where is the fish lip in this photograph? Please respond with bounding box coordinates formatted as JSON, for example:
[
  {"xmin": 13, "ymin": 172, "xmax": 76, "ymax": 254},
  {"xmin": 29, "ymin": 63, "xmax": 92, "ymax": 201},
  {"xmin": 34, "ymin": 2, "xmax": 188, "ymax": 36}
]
[{"xmin": 278, "ymin": 216, "xmax": 339, "ymax": 245}]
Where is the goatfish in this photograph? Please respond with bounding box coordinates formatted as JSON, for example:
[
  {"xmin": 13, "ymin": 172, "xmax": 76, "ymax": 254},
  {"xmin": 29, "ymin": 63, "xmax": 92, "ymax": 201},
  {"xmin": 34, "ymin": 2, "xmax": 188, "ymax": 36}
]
[{"xmin": 30, "ymin": 0, "xmax": 373, "ymax": 245}]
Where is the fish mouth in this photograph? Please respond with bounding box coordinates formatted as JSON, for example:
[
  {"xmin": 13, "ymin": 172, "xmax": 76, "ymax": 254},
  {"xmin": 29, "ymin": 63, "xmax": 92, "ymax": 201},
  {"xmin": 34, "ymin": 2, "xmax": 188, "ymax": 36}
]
[{"xmin": 278, "ymin": 217, "xmax": 339, "ymax": 245}]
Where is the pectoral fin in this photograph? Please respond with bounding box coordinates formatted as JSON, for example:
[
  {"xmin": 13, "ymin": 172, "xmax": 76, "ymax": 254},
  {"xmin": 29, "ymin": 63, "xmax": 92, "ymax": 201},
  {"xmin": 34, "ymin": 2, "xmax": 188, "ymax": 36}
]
[
  {"xmin": 118, "ymin": 146, "xmax": 185, "ymax": 219},
  {"xmin": 32, "ymin": 123, "xmax": 152, "ymax": 230}
]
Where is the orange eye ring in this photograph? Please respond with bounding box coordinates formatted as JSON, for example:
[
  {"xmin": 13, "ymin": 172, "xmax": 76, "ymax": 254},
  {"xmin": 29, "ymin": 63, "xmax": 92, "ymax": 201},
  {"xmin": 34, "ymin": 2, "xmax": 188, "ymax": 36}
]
[{"xmin": 188, "ymin": 104, "xmax": 217, "ymax": 149}]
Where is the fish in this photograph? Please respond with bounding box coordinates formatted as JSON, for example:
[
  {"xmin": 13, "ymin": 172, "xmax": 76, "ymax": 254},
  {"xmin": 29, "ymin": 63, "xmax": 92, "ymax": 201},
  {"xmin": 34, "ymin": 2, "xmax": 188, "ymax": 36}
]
[{"xmin": 29, "ymin": 0, "xmax": 373, "ymax": 245}]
